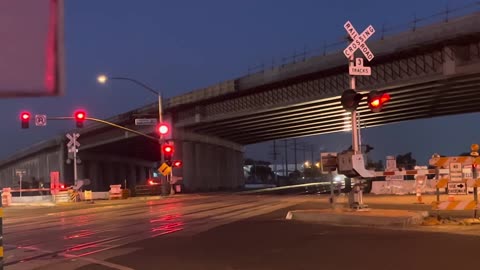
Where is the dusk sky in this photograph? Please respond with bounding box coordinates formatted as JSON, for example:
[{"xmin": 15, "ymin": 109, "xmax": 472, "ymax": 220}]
[{"xmin": 1, "ymin": 0, "xmax": 478, "ymax": 166}]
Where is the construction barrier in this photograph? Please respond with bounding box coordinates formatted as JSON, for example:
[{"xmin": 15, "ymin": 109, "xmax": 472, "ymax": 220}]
[
  {"xmin": 84, "ymin": 190, "xmax": 93, "ymax": 201},
  {"xmin": 54, "ymin": 191, "xmax": 70, "ymax": 203},
  {"xmin": 432, "ymin": 200, "xmax": 478, "ymax": 210},
  {"xmin": 109, "ymin": 185, "xmax": 122, "ymax": 200},
  {"xmin": 68, "ymin": 189, "xmax": 80, "ymax": 202},
  {"xmin": 1, "ymin": 188, "xmax": 11, "ymax": 207}
]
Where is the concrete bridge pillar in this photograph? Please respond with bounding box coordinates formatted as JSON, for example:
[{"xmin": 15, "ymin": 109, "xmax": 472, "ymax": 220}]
[
  {"xmin": 126, "ymin": 164, "xmax": 136, "ymax": 191},
  {"xmin": 87, "ymin": 161, "xmax": 100, "ymax": 191},
  {"xmin": 137, "ymin": 166, "xmax": 147, "ymax": 185},
  {"xmin": 102, "ymin": 162, "xmax": 115, "ymax": 190},
  {"xmin": 182, "ymin": 141, "xmax": 195, "ymax": 191}
]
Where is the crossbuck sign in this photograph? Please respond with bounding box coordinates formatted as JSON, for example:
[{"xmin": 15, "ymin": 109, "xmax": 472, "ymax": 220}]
[{"xmin": 343, "ymin": 21, "xmax": 375, "ymax": 61}]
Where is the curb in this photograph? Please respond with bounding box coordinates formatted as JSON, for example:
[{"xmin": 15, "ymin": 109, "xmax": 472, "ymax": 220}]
[{"xmin": 286, "ymin": 209, "xmax": 429, "ymax": 227}]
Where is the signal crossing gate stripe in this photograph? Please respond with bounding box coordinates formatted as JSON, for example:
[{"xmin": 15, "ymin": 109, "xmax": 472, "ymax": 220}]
[
  {"xmin": 375, "ymin": 169, "xmax": 436, "ymax": 177},
  {"xmin": 433, "ymin": 200, "xmax": 478, "ymax": 210}
]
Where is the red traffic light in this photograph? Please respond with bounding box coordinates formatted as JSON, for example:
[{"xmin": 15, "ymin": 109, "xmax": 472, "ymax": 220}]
[
  {"xmin": 173, "ymin": 160, "xmax": 183, "ymax": 168},
  {"xmin": 368, "ymin": 91, "xmax": 390, "ymax": 112},
  {"xmin": 20, "ymin": 112, "xmax": 31, "ymax": 129},
  {"xmin": 21, "ymin": 112, "xmax": 30, "ymax": 120},
  {"xmin": 74, "ymin": 110, "xmax": 86, "ymax": 128},
  {"xmin": 158, "ymin": 123, "xmax": 169, "ymax": 135},
  {"xmin": 75, "ymin": 111, "xmax": 86, "ymax": 120},
  {"xmin": 163, "ymin": 145, "xmax": 173, "ymax": 153}
]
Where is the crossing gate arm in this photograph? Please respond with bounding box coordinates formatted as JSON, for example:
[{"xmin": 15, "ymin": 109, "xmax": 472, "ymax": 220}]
[{"xmin": 374, "ymin": 169, "xmax": 439, "ymax": 177}]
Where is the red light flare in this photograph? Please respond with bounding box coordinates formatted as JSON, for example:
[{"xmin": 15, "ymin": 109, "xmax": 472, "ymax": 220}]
[
  {"xmin": 21, "ymin": 112, "xmax": 30, "ymax": 120},
  {"xmin": 173, "ymin": 161, "xmax": 182, "ymax": 167},
  {"xmin": 75, "ymin": 111, "xmax": 85, "ymax": 119},
  {"xmin": 369, "ymin": 93, "xmax": 390, "ymax": 108},
  {"xmin": 158, "ymin": 124, "xmax": 169, "ymax": 135}
]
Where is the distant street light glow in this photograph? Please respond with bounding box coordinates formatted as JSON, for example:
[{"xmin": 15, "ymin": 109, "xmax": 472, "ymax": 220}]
[{"xmin": 97, "ymin": 74, "xmax": 108, "ymax": 84}]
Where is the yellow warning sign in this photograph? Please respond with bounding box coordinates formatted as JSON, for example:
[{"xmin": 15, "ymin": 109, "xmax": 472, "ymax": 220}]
[{"xmin": 158, "ymin": 163, "xmax": 172, "ymax": 176}]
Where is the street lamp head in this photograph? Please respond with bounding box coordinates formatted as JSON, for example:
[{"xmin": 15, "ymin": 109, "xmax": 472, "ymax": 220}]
[{"xmin": 97, "ymin": 74, "xmax": 108, "ymax": 84}]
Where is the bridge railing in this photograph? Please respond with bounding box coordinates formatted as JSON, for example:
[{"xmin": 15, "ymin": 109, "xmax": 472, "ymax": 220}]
[{"xmin": 246, "ymin": 1, "xmax": 480, "ymax": 75}]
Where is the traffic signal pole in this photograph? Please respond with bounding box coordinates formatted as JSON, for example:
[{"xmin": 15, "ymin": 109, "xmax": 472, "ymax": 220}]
[{"xmin": 157, "ymin": 94, "xmax": 171, "ymax": 196}]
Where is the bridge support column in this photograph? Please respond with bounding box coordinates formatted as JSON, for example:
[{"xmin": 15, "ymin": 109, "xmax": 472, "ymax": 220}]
[
  {"xmin": 137, "ymin": 166, "xmax": 147, "ymax": 185},
  {"xmin": 182, "ymin": 142, "xmax": 195, "ymax": 191},
  {"xmin": 126, "ymin": 164, "xmax": 136, "ymax": 191},
  {"xmin": 102, "ymin": 162, "xmax": 115, "ymax": 190},
  {"xmin": 194, "ymin": 143, "xmax": 207, "ymax": 191},
  {"xmin": 87, "ymin": 161, "xmax": 100, "ymax": 191}
]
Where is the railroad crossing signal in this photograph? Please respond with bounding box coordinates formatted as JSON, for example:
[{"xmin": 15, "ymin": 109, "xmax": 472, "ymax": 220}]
[
  {"xmin": 343, "ymin": 21, "xmax": 375, "ymax": 61},
  {"xmin": 66, "ymin": 133, "xmax": 80, "ymax": 151},
  {"xmin": 340, "ymin": 89, "xmax": 363, "ymax": 112},
  {"xmin": 367, "ymin": 91, "xmax": 391, "ymax": 113}
]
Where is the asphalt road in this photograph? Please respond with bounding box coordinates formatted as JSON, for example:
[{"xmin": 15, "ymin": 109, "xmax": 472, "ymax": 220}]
[{"xmin": 3, "ymin": 194, "xmax": 480, "ymax": 270}]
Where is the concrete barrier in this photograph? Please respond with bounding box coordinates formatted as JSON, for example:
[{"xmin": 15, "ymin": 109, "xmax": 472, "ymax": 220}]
[
  {"xmin": 12, "ymin": 195, "xmax": 54, "ymax": 203},
  {"xmin": 286, "ymin": 209, "xmax": 429, "ymax": 227}
]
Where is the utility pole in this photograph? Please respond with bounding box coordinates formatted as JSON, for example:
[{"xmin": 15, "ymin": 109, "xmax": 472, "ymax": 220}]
[
  {"xmin": 311, "ymin": 144, "xmax": 315, "ymax": 165},
  {"xmin": 284, "ymin": 140, "xmax": 288, "ymax": 177},
  {"xmin": 268, "ymin": 140, "xmax": 281, "ymax": 175},
  {"xmin": 293, "ymin": 139, "xmax": 298, "ymax": 172}
]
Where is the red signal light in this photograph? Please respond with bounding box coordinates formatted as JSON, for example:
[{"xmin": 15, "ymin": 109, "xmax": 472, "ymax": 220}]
[
  {"xmin": 60, "ymin": 184, "xmax": 65, "ymax": 189},
  {"xmin": 163, "ymin": 145, "xmax": 173, "ymax": 153},
  {"xmin": 158, "ymin": 124, "xmax": 169, "ymax": 135},
  {"xmin": 367, "ymin": 91, "xmax": 390, "ymax": 112},
  {"xmin": 75, "ymin": 111, "xmax": 85, "ymax": 120},
  {"xmin": 74, "ymin": 110, "xmax": 86, "ymax": 128},
  {"xmin": 369, "ymin": 98, "xmax": 380, "ymax": 108},
  {"xmin": 173, "ymin": 160, "xmax": 183, "ymax": 168},
  {"xmin": 20, "ymin": 112, "xmax": 31, "ymax": 129}
]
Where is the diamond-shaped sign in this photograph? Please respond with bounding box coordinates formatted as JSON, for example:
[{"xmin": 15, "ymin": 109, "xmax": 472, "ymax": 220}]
[{"xmin": 158, "ymin": 162, "xmax": 172, "ymax": 176}]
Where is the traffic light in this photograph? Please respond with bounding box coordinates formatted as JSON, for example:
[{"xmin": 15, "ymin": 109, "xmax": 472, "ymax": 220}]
[
  {"xmin": 158, "ymin": 123, "xmax": 169, "ymax": 136},
  {"xmin": 162, "ymin": 143, "xmax": 174, "ymax": 165},
  {"xmin": 367, "ymin": 91, "xmax": 390, "ymax": 113},
  {"xmin": 172, "ymin": 160, "xmax": 183, "ymax": 168},
  {"xmin": 341, "ymin": 89, "xmax": 364, "ymax": 112},
  {"xmin": 74, "ymin": 111, "xmax": 86, "ymax": 128},
  {"xmin": 20, "ymin": 112, "xmax": 30, "ymax": 129}
]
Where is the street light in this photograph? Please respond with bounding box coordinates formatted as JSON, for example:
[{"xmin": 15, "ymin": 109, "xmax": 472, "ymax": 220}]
[
  {"xmin": 96, "ymin": 74, "xmax": 163, "ymax": 124},
  {"xmin": 97, "ymin": 74, "xmax": 173, "ymax": 196}
]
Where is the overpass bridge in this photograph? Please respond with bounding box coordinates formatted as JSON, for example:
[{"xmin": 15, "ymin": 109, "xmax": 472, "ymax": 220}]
[{"xmin": 1, "ymin": 12, "xmax": 479, "ymax": 192}]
